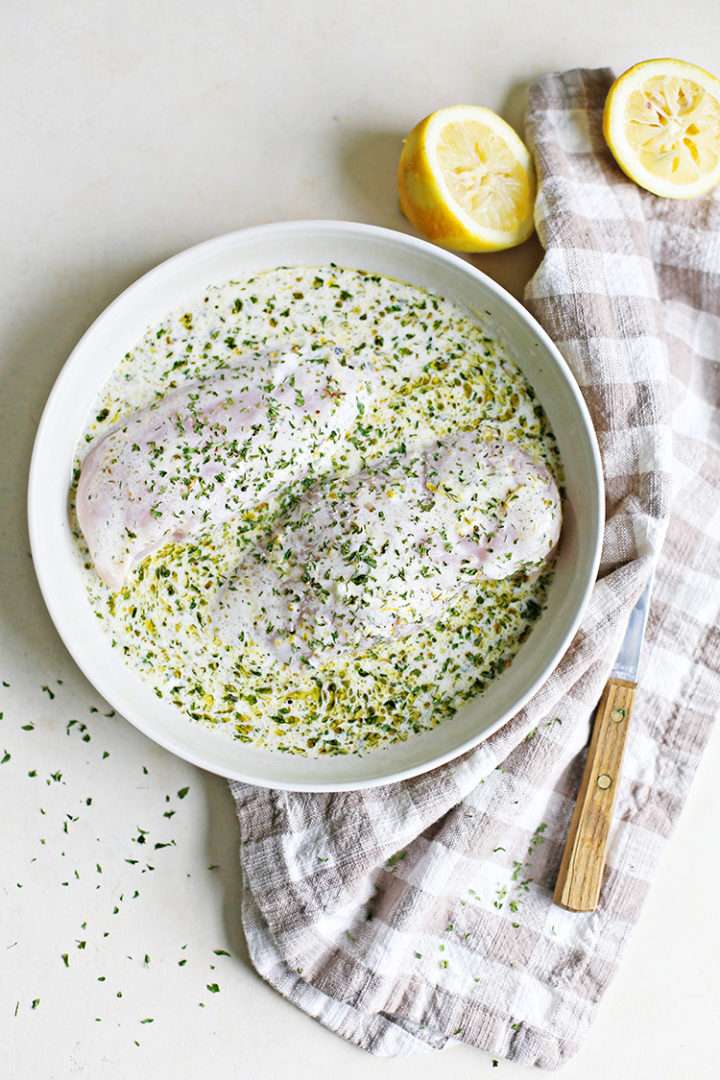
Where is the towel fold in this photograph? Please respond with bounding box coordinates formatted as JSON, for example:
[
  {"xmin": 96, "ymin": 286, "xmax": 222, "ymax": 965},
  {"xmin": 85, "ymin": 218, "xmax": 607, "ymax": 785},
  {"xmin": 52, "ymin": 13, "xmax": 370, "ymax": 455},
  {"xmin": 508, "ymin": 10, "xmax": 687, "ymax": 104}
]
[{"xmin": 229, "ymin": 68, "xmax": 720, "ymax": 1068}]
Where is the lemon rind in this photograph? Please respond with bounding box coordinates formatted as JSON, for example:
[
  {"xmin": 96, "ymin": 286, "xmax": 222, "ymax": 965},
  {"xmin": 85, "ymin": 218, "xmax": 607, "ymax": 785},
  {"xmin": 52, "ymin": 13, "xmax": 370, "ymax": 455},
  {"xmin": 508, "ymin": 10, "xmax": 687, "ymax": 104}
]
[{"xmin": 398, "ymin": 105, "xmax": 536, "ymax": 252}]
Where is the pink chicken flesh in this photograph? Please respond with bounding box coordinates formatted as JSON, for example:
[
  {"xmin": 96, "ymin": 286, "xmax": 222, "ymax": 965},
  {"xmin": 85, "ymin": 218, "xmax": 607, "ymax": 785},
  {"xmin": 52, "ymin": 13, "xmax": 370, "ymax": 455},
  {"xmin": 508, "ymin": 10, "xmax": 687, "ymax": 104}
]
[
  {"xmin": 212, "ymin": 431, "xmax": 562, "ymax": 667},
  {"xmin": 76, "ymin": 345, "xmax": 377, "ymax": 591}
]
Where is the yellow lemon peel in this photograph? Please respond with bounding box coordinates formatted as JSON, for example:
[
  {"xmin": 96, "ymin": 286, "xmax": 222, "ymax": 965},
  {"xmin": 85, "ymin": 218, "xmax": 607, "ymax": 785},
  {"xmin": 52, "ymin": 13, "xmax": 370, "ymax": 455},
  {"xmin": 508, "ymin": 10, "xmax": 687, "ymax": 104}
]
[{"xmin": 398, "ymin": 105, "xmax": 536, "ymax": 252}]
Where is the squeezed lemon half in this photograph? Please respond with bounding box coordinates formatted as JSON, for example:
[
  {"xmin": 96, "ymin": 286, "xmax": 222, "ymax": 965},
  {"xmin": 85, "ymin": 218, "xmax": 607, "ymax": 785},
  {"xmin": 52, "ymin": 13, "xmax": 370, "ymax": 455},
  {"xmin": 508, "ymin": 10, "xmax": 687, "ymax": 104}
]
[
  {"xmin": 398, "ymin": 105, "xmax": 536, "ymax": 252},
  {"xmin": 603, "ymin": 58, "xmax": 720, "ymax": 199}
]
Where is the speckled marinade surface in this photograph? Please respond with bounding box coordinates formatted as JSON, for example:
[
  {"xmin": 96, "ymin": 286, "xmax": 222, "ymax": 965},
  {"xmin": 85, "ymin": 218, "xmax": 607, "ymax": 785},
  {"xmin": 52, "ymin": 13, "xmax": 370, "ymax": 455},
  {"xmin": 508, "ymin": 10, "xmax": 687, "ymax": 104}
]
[{"xmin": 71, "ymin": 265, "xmax": 563, "ymax": 756}]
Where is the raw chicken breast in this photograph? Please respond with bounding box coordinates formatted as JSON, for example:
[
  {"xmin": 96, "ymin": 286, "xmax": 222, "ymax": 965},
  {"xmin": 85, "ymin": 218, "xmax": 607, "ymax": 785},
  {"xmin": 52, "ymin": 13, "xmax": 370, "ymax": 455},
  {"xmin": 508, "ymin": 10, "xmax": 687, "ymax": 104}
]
[
  {"xmin": 212, "ymin": 430, "xmax": 562, "ymax": 667},
  {"xmin": 76, "ymin": 344, "xmax": 376, "ymax": 591}
]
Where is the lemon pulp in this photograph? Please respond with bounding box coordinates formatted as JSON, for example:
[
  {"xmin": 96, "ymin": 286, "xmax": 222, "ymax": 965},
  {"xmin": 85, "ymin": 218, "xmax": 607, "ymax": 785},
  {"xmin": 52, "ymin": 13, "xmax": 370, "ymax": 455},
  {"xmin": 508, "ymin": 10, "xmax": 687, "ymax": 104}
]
[
  {"xmin": 435, "ymin": 119, "xmax": 532, "ymax": 232},
  {"xmin": 604, "ymin": 59, "xmax": 720, "ymax": 198},
  {"xmin": 398, "ymin": 106, "xmax": 536, "ymax": 252}
]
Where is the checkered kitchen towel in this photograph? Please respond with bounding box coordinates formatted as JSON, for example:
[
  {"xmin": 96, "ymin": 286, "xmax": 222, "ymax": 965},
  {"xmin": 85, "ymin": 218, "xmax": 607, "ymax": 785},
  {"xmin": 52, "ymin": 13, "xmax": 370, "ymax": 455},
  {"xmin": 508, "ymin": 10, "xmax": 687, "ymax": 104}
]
[{"xmin": 229, "ymin": 69, "xmax": 720, "ymax": 1067}]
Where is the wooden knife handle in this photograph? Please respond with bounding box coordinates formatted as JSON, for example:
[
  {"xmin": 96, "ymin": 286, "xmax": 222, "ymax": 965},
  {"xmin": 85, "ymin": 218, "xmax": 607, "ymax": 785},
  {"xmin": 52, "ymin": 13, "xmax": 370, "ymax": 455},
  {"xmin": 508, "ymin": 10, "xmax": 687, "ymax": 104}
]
[{"xmin": 553, "ymin": 678, "xmax": 636, "ymax": 912}]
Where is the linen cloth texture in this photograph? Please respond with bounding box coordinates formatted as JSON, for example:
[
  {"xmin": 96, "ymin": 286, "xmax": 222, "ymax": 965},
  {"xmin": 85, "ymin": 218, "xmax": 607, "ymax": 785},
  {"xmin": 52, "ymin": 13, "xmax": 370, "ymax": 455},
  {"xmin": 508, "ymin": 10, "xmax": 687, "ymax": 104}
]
[{"xmin": 230, "ymin": 68, "xmax": 720, "ymax": 1068}]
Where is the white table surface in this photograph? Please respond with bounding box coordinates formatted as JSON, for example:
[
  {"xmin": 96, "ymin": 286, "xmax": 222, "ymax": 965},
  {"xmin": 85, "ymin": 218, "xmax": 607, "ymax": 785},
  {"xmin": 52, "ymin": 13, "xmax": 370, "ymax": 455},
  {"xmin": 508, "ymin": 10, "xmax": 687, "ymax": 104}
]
[{"xmin": 3, "ymin": 3, "xmax": 720, "ymax": 1076}]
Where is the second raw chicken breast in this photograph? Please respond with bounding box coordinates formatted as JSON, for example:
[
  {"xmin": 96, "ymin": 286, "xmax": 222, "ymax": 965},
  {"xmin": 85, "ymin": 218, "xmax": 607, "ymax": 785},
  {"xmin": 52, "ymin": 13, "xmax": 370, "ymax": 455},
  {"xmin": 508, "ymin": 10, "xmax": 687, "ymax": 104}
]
[{"xmin": 213, "ymin": 430, "xmax": 562, "ymax": 667}]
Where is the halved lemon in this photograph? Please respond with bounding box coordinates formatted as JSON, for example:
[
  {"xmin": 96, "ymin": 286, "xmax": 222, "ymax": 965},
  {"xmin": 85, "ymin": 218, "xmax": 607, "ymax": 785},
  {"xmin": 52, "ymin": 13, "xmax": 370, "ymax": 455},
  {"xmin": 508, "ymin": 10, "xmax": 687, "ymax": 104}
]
[
  {"xmin": 603, "ymin": 58, "xmax": 720, "ymax": 199},
  {"xmin": 398, "ymin": 105, "xmax": 536, "ymax": 252}
]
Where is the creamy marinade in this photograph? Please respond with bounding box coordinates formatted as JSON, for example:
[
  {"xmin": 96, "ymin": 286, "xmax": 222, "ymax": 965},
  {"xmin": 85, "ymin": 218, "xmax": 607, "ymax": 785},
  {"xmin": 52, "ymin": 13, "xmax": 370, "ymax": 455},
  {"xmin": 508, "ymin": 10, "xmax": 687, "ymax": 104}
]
[{"xmin": 71, "ymin": 265, "xmax": 563, "ymax": 756}]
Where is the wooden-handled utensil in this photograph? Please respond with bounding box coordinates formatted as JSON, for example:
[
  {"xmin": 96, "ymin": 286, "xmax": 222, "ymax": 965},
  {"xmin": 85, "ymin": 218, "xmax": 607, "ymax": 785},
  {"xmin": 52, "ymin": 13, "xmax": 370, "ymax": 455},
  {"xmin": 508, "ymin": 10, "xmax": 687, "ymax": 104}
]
[{"xmin": 553, "ymin": 575, "xmax": 653, "ymax": 912}]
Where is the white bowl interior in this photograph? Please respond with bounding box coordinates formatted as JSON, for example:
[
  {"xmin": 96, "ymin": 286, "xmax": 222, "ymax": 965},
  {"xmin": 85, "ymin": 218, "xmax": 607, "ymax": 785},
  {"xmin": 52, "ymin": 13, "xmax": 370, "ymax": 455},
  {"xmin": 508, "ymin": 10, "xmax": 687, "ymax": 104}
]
[{"xmin": 28, "ymin": 221, "xmax": 603, "ymax": 790}]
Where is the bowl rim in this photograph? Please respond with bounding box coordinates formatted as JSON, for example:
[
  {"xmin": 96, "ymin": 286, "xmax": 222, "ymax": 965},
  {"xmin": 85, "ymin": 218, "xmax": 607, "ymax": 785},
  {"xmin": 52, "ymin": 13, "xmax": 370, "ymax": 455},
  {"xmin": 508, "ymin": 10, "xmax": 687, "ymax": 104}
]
[{"xmin": 28, "ymin": 219, "xmax": 604, "ymax": 790}]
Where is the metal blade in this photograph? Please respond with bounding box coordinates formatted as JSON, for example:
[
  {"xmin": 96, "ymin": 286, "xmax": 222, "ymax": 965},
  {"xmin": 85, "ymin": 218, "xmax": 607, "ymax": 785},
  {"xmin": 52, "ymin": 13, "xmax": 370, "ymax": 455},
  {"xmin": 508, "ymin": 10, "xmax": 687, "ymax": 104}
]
[{"xmin": 610, "ymin": 572, "xmax": 653, "ymax": 683}]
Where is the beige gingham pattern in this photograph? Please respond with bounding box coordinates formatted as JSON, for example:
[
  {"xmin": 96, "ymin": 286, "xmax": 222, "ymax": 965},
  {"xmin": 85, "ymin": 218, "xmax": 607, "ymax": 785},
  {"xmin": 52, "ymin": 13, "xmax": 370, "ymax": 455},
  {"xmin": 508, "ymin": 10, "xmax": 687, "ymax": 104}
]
[{"xmin": 229, "ymin": 69, "xmax": 720, "ymax": 1068}]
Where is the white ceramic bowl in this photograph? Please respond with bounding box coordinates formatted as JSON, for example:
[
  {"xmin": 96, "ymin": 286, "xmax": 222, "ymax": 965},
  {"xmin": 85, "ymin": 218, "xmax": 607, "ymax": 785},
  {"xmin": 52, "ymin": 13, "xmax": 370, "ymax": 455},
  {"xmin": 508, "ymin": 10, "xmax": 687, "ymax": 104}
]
[{"xmin": 28, "ymin": 220, "xmax": 603, "ymax": 791}]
